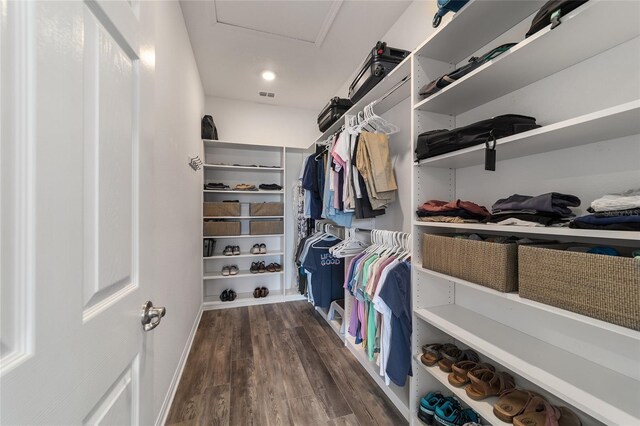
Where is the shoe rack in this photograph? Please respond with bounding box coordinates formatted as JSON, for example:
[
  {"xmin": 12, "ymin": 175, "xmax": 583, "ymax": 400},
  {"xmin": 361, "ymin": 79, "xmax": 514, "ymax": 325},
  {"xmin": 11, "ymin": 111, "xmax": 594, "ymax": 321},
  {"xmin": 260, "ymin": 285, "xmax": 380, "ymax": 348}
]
[
  {"xmin": 409, "ymin": 1, "xmax": 640, "ymax": 425},
  {"xmin": 201, "ymin": 140, "xmax": 306, "ymax": 309}
]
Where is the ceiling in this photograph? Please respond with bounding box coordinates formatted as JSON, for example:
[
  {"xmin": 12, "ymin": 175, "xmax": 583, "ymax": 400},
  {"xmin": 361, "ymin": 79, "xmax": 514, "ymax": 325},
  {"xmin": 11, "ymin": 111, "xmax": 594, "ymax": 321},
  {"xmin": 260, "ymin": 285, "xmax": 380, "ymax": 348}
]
[{"xmin": 180, "ymin": 0, "xmax": 412, "ymax": 110}]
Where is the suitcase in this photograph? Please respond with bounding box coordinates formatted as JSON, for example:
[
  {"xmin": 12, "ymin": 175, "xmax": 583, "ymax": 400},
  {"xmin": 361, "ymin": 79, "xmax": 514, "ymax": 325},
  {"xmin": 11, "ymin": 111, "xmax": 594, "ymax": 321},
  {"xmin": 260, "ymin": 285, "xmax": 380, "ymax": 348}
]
[
  {"xmin": 419, "ymin": 44, "xmax": 516, "ymax": 98},
  {"xmin": 526, "ymin": 0, "xmax": 589, "ymax": 37},
  {"xmin": 415, "ymin": 114, "xmax": 540, "ymax": 161},
  {"xmin": 317, "ymin": 97, "xmax": 353, "ymax": 132},
  {"xmin": 348, "ymin": 41, "xmax": 410, "ymax": 104},
  {"xmin": 432, "ymin": 0, "xmax": 469, "ymax": 28}
]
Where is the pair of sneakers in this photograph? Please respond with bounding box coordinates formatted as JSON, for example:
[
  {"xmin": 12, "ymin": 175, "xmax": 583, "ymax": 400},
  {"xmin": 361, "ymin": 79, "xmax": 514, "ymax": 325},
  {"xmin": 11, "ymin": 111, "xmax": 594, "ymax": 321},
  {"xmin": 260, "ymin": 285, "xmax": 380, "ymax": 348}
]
[
  {"xmin": 221, "ymin": 265, "xmax": 239, "ymax": 276},
  {"xmin": 253, "ymin": 287, "xmax": 269, "ymax": 298},
  {"xmin": 251, "ymin": 244, "xmax": 267, "ymax": 254},
  {"xmin": 418, "ymin": 392, "xmax": 479, "ymax": 426},
  {"xmin": 250, "ymin": 262, "xmax": 266, "ymax": 274},
  {"xmin": 223, "ymin": 245, "xmax": 240, "ymax": 256},
  {"xmin": 219, "ymin": 289, "xmax": 237, "ymax": 302}
]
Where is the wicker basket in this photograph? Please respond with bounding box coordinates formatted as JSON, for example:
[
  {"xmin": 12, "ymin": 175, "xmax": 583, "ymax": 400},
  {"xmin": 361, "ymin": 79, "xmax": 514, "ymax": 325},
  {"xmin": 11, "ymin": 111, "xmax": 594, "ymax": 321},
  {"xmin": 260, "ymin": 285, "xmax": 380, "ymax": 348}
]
[
  {"xmin": 250, "ymin": 220, "xmax": 284, "ymax": 235},
  {"xmin": 203, "ymin": 202, "xmax": 240, "ymax": 217},
  {"xmin": 203, "ymin": 220, "xmax": 240, "ymax": 236},
  {"xmin": 250, "ymin": 202, "xmax": 284, "ymax": 216},
  {"xmin": 422, "ymin": 234, "xmax": 518, "ymax": 292},
  {"xmin": 519, "ymin": 244, "xmax": 640, "ymax": 330}
]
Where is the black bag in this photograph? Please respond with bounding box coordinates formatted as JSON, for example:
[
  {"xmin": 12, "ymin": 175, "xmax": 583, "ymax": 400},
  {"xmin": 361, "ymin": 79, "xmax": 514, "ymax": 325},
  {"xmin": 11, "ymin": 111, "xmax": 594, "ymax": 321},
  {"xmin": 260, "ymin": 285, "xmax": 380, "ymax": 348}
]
[
  {"xmin": 526, "ymin": 0, "xmax": 589, "ymax": 38},
  {"xmin": 203, "ymin": 238, "xmax": 216, "ymax": 257},
  {"xmin": 419, "ymin": 44, "xmax": 516, "ymax": 98},
  {"xmin": 317, "ymin": 97, "xmax": 353, "ymax": 132},
  {"xmin": 348, "ymin": 41, "xmax": 410, "ymax": 104},
  {"xmin": 415, "ymin": 115, "xmax": 540, "ymax": 167},
  {"xmin": 201, "ymin": 115, "xmax": 218, "ymax": 140}
]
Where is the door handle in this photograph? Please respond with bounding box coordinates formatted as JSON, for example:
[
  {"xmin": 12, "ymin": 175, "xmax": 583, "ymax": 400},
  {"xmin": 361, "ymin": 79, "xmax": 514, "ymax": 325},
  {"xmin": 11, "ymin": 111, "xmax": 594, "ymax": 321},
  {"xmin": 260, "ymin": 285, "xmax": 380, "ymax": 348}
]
[{"xmin": 141, "ymin": 301, "xmax": 166, "ymax": 332}]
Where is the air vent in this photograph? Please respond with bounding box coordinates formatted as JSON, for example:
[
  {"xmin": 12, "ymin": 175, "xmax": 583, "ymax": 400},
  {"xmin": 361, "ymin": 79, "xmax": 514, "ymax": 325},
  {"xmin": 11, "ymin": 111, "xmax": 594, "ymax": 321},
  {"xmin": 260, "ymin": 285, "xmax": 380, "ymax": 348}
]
[{"xmin": 259, "ymin": 91, "xmax": 276, "ymax": 98}]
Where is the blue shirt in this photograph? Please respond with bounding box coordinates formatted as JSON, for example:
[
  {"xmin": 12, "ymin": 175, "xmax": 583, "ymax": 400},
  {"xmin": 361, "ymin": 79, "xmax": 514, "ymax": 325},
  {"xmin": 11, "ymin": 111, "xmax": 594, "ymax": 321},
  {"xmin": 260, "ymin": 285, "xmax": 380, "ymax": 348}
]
[
  {"xmin": 301, "ymin": 154, "xmax": 324, "ymax": 220},
  {"xmin": 302, "ymin": 238, "xmax": 344, "ymax": 309},
  {"xmin": 379, "ymin": 261, "xmax": 412, "ymax": 386}
]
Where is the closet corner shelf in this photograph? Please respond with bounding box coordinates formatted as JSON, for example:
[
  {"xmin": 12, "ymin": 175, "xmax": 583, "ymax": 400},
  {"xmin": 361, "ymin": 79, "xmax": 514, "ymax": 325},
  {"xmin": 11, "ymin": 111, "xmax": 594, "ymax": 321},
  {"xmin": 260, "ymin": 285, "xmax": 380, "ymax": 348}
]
[
  {"xmin": 202, "ymin": 140, "xmax": 285, "ymax": 152},
  {"xmin": 202, "ymin": 270, "xmax": 284, "ymax": 280},
  {"xmin": 414, "ymin": 305, "xmax": 640, "ymax": 425},
  {"xmin": 202, "ymin": 291, "xmax": 306, "ymax": 310},
  {"xmin": 414, "ymin": 265, "xmax": 640, "ymax": 340},
  {"xmin": 203, "ymin": 190, "xmax": 284, "ymax": 194},
  {"xmin": 344, "ymin": 335, "xmax": 410, "ymax": 421},
  {"xmin": 203, "ymin": 216, "xmax": 284, "ymax": 220},
  {"xmin": 203, "ymin": 164, "xmax": 284, "ymax": 171},
  {"xmin": 413, "ymin": 0, "xmax": 640, "ymax": 115},
  {"xmin": 312, "ymin": 54, "xmax": 412, "ymax": 145},
  {"xmin": 412, "ymin": 221, "xmax": 640, "ymax": 243},
  {"xmin": 203, "ymin": 251, "xmax": 284, "ymax": 260},
  {"xmin": 413, "ymin": 354, "xmax": 508, "ymax": 426},
  {"xmin": 202, "ymin": 234, "xmax": 284, "ymax": 239},
  {"xmin": 414, "ymin": 0, "xmax": 542, "ymax": 64},
  {"xmin": 414, "ymin": 100, "xmax": 640, "ymax": 168}
]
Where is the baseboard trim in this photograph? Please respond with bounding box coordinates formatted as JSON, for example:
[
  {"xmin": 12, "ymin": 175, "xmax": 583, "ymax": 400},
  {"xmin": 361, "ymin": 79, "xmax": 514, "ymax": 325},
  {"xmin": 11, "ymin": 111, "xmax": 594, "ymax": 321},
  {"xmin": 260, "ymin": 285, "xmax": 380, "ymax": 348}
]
[{"xmin": 155, "ymin": 305, "xmax": 203, "ymax": 426}]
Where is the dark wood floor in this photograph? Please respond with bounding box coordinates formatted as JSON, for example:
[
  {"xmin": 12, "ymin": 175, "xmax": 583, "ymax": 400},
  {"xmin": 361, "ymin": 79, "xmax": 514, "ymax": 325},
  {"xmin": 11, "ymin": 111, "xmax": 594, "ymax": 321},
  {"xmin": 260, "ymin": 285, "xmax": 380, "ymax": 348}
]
[{"xmin": 166, "ymin": 301, "xmax": 407, "ymax": 426}]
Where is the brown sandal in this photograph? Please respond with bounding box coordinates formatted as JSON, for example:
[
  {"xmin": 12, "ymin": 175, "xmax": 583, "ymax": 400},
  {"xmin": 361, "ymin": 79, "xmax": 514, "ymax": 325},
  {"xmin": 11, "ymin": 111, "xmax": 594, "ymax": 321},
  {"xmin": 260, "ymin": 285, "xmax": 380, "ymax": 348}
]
[
  {"xmin": 558, "ymin": 406, "xmax": 581, "ymax": 426},
  {"xmin": 513, "ymin": 396, "xmax": 561, "ymax": 426},
  {"xmin": 420, "ymin": 343, "xmax": 455, "ymax": 367},
  {"xmin": 448, "ymin": 361, "xmax": 495, "ymax": 387},
  {"xmin": 438, "ymin": 346, "xmax": 479, "ymax": 373},
  {"xmin": 466, "ymin": 370, "xmax": 515, "ymax": 400},
  {"xmin": 493, "ymin": 388, "xmax": 536, "ymax": 422}
]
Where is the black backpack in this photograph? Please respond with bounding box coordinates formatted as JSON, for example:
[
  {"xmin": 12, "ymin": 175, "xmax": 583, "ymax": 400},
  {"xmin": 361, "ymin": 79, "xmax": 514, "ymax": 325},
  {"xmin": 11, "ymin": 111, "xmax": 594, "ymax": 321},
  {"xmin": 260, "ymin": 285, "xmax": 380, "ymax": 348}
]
[
  {"xmin": 201, "ymin": 115, "xmax": 218, "ymax": 140},
  {"xmin": 526, "ymin": 0, "xmax": 589, "ymax": 38}
]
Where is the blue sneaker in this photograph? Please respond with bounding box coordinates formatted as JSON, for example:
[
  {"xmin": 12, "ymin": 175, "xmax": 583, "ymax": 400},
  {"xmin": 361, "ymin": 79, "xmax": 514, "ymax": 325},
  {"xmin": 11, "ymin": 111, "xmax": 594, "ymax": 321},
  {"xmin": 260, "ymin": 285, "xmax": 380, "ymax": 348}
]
[
  {"xmin": 435, "ymin": 401, "xmax": 480, "ymax": 426},
  {"xmin": 418, "ymin": 392, "xmax": 445, "ymax": 425}
]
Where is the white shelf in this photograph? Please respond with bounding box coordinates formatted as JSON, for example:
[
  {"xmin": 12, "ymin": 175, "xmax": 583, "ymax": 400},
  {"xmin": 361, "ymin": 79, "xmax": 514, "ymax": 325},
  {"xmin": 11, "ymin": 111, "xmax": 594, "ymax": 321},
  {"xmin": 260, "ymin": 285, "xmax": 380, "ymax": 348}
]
[
  {"xmin": 203, "ymin": 251, "xmax": 284, "ymax": 260},
  {"xmin": 413, "ymin": 221, "xmax": 640, "ymax": 242},
  {"xmin": 414, "ymin": 0, "xmax": 543, "ymax": 64},
  {"xmin": 203, "ymin": 190, "xmax": 284, "ymax": 194},
  {"xmin": 203, "ymin": 234, "xmax": 283, "ymax": 239},
  {"xmin": 413, "ymin": 354, "xmax": 507, "ymax": 426},
  {"xmin": 344, "ymin": 335, "xmax": 410, "ymax": 421},
  {"xmin": 414, "ymin": 0, "xmax": 640, "ymax": 114},
  {"xmin": 202, "ymin": 270, "xmax": 284, "ymax": 280},
  {"xmin": 202, "ymin": 140, "xmax": 284, "ymax": 152},
  {"xmin": 414, "ymin": 305, "xmax": 640, "ymax": 425},
  {"xmin": 202, "ymin": 291, "xmax": 306, "ymax": 310},
  {"xmin": 414, "ymin": 265, "xmax": 640, "ymax": 340},
  {"xmin": 203, "ymin": 164, "xmax": 283, "ymax": 171},
  {"xmin": 415, "ymin": 100, "xmax": 640, "ymax": 168},
  {"xmin": 203, "ymin": 216, "xmax": 284, "ymax": 219},
  {"xmin": 313, "ymin": 54, "xmax": 412, "ymax": 144}
]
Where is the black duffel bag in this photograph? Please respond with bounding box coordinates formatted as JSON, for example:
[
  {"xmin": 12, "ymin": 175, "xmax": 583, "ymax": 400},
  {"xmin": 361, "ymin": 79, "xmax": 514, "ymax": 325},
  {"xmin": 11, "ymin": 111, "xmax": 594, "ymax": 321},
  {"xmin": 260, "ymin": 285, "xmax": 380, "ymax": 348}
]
[
  {"xmin": 415, "ymin": 114, "xmax": 540, "ymax": 169},
  {"xmin": 201, "ymin": 115, "xmax": 219, "ymax": 140},
  {"xmin": 419, "ymin": 43, "xmax": 516, "ymax": 98},
  {"xmin": 526, "ymin": 0, "xmax": 589, "ymax": 38}
]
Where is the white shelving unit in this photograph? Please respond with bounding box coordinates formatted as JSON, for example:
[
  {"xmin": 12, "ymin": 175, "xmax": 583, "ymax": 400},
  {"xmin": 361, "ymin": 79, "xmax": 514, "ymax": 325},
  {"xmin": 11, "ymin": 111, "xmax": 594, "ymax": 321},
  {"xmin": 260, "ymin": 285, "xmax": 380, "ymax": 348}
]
[
  {"xmin": 409, "ymin": 1, "xmax": 640, "ymax": 425},
  {"xmin": 201, "ymin": 140, "xmax": 305, "ymax": 310}
]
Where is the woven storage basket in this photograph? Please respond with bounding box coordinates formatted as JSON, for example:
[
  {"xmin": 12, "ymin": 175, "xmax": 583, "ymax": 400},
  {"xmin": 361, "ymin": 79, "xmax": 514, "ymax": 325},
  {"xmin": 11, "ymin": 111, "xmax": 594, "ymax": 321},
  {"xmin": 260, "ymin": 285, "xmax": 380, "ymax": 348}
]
[
  {"xmin": 203, "ymin": 202, "xmax": 240, "ymax": 217},
  {"xmin": 519, "ymin": 245, "xmax": 640, "ymax": 330},
  {"xmin": 203, "ymin": 220, "xmax": 240, "ymax": 236},
  {"xmin": 250, "ymin": 202, "xmax": 284, "ymax": 216},
  {"xmin": 422, "ymin": 234, "xmax": 518, "ymax": 292},
  {"xmin": 250, "ymin": 220, "xmax": 284, "ymax": 235}
]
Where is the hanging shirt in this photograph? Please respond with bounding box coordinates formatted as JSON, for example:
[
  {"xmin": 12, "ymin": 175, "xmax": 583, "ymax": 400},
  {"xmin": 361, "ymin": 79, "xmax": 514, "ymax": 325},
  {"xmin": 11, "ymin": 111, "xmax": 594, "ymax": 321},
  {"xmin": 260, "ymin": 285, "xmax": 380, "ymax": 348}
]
[
  {"xmin": 302, "ymin": 237, "xmax": 345, "ymax": 309},
  {"xmin": 301, "ymin": 154, "xmax": 324, "ymax": 220},
  {"xmin": 379, "ymin": 261, "xmax": 412, "ymax": 387},
  {"xmin": 372, "ymin": 258, "xmax": 400, "ymax": 384}
]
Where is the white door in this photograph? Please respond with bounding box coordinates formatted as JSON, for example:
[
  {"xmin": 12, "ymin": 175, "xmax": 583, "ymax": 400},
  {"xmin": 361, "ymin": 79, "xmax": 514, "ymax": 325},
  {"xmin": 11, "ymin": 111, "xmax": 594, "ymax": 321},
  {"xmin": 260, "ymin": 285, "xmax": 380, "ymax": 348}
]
[{"xmin": 1, "ymin": 1, "xmax": 158, "ymax": 424}]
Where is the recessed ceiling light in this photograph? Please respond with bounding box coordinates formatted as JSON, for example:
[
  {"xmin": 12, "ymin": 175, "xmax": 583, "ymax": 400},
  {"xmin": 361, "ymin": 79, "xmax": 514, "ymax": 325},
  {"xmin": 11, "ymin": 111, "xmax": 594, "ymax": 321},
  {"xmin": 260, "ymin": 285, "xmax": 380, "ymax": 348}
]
[{"xmin": 262, "ymin": 70, "xmax": 276, "ymax": 81}]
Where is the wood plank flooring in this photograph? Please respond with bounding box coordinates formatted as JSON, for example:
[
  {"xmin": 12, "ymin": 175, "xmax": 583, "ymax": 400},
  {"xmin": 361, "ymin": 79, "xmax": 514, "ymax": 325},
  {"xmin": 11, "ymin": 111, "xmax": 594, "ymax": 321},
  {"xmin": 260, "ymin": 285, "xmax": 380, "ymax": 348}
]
[{"xmin": 166, "ymin": 301, "xmax": 407, "ymax": 426}]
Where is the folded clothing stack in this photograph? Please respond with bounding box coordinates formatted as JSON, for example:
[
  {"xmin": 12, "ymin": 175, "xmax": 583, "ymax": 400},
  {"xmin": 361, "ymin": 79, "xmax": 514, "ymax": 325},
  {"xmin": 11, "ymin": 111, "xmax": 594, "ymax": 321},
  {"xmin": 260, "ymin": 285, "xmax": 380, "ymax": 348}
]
[
  {"xmin": 487, "ymin": 192, "xmax": 580, "ymax": 227},
  {"xmin": 259, "ymin": 183, "xmax": 282, "ymax": 191},
  {"xmin": 453, "ymin": 233, "xmax": 534, "ymax": 244},
  {"xmin": 571, "ymin": 188, "xmax": 640, "ymax": 231},
  {"xmin": 233, "ymin": 184, "xmax": 257, "ymax": 191},
  {"xmin": 205, "ymin": 182, "xmax": 230, "ymax": 190},
  {"xmin": 416, "ymin": 200, "xmax": 490, "ymax": 223}
]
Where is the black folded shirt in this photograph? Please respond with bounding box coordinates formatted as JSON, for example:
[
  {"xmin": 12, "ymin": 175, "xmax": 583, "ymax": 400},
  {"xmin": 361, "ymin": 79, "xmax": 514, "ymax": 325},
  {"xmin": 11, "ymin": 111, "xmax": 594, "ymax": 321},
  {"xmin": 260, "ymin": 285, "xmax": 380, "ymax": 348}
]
[{"xmin": 259, "ymin": 183, "xmax": 282, "ymax": 191}]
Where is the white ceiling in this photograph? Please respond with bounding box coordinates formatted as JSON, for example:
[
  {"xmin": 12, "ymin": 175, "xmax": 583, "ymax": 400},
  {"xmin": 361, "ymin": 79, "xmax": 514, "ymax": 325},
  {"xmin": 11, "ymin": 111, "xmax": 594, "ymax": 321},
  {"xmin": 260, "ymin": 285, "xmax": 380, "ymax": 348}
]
[{"xmin": 180, "ymin": 0, "xmax": 412, "ymax": 110}]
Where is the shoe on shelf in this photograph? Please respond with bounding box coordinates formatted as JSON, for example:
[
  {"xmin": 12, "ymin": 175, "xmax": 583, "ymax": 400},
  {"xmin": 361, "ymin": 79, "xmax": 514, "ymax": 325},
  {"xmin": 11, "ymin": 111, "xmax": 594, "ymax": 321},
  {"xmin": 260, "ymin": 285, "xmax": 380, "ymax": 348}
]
[
  {"xmin": 251, "ymin": 244, "xmax": 261, "ymax": 254},
  {"xmin": 259, "ymin": 243, "xmax": 267, "ymax": 254},
  {"xmin": 435, "ymin": 399, "xmax": 479, "ymax": 426},
  {"xmin": 227, "ymin": 289, "xmax": 237, "ymax": 301},
  {"xmin": 250, "ymin": 262, "xmax": 259, "ymax": 274},
  {"xmin": 418, "ymin": 391, "xmax": 446, "ymax": 425},
  {"xmin": 221, "ymin": 266, "xmax": 230, "ymax": 276},
  {"xmin": 229, "ymin": 265, "xmax": 239, "ymax": 276},
  {"xmin": 253, "ymin": 287, "xmax": 261, "ymax": 298},
  {"xmin": 266, "ymin": 263, "xmax": 276, "ymax": 273},
  {"xmin": 219, "ymin": 289, "xmax": 229, "ymax": 302},
  {"xmin": 273, "ymin": 263, "xmax": 282, "ymax": 272},
  {"xmin": 258, "ymin": 261, "xmax": 266, "ymax": 273},
  {"xmin": 232, "ymin": 245, "xmax": 240, "ymax": 255},
  {"xmin": 223, "ymin": 246, "xmax": 233, "ymax": 256},
  {"xmin": 260, "ymin": 287, "xmax": 269, "ymax": 297}
]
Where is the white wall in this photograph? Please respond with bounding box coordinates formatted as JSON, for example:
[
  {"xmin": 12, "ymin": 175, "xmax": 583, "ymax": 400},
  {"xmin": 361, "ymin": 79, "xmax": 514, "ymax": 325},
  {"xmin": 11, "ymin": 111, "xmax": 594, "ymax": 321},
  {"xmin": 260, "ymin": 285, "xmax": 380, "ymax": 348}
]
[
  {"xmin": 151, "ymin": 2, "xmax": 205, "ymax": 424},
  {"xmin": 205, "ymin": 96, "xmax": 320, "ymax": 148}
]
